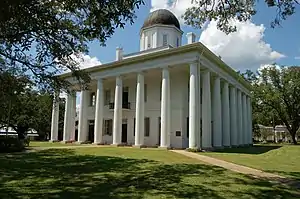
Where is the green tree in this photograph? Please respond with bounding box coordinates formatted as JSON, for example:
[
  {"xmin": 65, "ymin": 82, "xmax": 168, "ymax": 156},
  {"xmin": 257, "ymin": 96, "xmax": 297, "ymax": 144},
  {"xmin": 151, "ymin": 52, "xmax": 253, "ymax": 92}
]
[
  {"xmin": 0, "ymin": 0, "xmax": 144, "ymax": 90},
  {"xmin": 0, "ymin": 70, "xmax": 56, "ymax": 140},
  {"xmin": 183, "ymin": 0, "xmax": 299, "ymax": 34},
  {"xmin": 251, "ymin": 65, "xmax": 300, "ymax": 144}
]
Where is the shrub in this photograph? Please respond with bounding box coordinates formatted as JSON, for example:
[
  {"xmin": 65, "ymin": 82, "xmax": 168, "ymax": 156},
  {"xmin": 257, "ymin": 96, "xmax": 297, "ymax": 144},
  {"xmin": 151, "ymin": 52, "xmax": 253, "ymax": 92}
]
[{"xmin": 0, "ymin": 136, "xmax": 26, "ymax": 153}]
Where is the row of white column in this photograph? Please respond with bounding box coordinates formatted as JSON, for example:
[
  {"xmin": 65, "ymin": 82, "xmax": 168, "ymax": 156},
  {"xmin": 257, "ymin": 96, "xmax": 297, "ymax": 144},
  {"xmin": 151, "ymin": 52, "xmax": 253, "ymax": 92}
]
[
  {"xmin": 51, "ymin": 68, "xmax": 172, "ymax": 147},
  {"xmin": 51, "ymin": 62, "xmax": 252, "ymax": 149},
  {"xmin": 187, "ymin": 62, "xmax": 252, "ymax": 149},
  {"xmin": 50, "ymin": 91, "xmax": 76, "ymax": 142}
]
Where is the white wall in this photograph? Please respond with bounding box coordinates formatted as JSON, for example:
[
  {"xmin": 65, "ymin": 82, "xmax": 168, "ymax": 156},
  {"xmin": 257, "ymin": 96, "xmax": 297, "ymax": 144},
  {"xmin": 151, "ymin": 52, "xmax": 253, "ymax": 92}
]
[
  {"xmin": 79, "ymin": 69, "xmax": 188, "ymax": 148},
  {"xmin": 140, "ymin": 26, "xmax": 182, "ymax": 51}
]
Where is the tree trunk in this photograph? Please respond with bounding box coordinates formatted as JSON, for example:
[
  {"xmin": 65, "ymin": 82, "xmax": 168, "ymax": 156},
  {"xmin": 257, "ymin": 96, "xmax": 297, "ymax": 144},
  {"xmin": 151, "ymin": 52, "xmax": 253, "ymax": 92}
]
[{"xmin": 291, "ymin": 132, "xmax": 297, "ymax": 145}]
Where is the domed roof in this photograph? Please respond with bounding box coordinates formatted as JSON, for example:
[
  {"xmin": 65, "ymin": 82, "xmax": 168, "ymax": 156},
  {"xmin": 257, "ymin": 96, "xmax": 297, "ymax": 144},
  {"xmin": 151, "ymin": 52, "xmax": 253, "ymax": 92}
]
[{"xmin": 142, "ymin": 9, "xmax": 180, "ymax": 30}]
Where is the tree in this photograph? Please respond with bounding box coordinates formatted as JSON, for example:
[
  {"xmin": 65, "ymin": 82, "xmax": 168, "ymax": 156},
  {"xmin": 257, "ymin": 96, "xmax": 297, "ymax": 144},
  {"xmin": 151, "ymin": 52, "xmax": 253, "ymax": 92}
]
[
  {"xmin": 183, "ymin": 0, "xmax": 299, "ymax": 34},
  {"xmin": 251, "ymin": 65, "xmax": 300, "ymax": 144},
  {"xmin": 0, "ymin": 0, "xmax": 144, "ymax": 90},
  {"xmin": 0, "ymin": 70, "xmax": 56, "ymax": 140}
]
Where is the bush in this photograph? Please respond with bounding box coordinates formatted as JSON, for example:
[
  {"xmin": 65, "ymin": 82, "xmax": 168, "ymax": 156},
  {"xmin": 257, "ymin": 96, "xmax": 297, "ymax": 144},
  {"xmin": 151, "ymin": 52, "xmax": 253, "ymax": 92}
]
[{"xmin": 0, "ymin": 136, "xmax": 26, "ymax": 153}]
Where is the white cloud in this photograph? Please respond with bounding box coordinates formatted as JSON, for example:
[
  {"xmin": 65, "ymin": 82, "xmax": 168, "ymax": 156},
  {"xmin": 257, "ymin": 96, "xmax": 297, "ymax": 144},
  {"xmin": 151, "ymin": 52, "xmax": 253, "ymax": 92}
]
[
  {"xmin": 151, "ymin": 0, "xmax": 195, "ymax": 24},
  {"xmin": 61, "ymin": 53, "xmax": 102, "ymax": 73},
  {"xmin": 199, "ymin": 20, "xmax": 285, "ymax": 71},
  {"xmin": 150, "ymin": 1, "xmax": 285, "ymax": 71}
]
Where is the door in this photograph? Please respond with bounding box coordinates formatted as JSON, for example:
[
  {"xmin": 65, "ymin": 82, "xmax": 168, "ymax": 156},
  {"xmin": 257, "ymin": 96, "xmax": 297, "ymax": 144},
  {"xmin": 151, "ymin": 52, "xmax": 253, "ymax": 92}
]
[
  {"xmin": 88, "ymin": 120, "xmax": 95, "ymax": 142},
  {"xmin": 122, "ymin": 123, "xmax": 127, "ymax": 143},
  {"xmin": 123, "ymin": 87, "xmax": 129, "ymax": 106},
  {"xmin": 158, "ymin": 117, "xmax": 161, "ymax": 145}
]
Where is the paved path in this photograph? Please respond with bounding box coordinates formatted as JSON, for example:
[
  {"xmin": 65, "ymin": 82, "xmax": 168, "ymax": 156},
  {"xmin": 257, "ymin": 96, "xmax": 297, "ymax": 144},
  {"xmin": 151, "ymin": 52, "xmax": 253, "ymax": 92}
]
[{"xmin": 171, "ymin": 150, "xmax": 300, "ymax": 188}]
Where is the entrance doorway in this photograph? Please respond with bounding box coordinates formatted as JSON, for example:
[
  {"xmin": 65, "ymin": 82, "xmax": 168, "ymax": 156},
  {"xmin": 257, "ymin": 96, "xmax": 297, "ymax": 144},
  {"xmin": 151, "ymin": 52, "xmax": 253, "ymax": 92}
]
[
  {"xmin": 88, "ymin": 120, "xmax": 95, "ymax": 142},
  {"xmin": 122, "ymin": 119, "xmax": 127, "ymax": 143},
  {"xmin": 158, "ymin": 117, "xmax": 161, "ymax": 145}
]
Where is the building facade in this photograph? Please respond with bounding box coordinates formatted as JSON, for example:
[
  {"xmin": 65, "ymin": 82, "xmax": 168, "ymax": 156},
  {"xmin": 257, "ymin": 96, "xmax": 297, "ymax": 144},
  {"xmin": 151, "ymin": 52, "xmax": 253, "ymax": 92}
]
[{"xmin": 50, "ymin": 9, "xmax": 252, "ymax": 149}]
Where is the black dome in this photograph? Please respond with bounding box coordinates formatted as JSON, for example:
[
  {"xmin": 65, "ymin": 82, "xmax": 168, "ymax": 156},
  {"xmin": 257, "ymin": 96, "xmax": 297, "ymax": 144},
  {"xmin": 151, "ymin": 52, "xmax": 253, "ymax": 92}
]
[{"xmin": 142, "ymin": 9, "xmax": 180, "ymax": 30}]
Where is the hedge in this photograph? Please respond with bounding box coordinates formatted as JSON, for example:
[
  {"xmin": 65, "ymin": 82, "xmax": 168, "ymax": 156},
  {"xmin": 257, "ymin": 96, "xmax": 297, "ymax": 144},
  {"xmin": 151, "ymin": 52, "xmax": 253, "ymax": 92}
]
[{"xmin": 0, "ymin": 136, "xmax": 30, "ymax": 153}]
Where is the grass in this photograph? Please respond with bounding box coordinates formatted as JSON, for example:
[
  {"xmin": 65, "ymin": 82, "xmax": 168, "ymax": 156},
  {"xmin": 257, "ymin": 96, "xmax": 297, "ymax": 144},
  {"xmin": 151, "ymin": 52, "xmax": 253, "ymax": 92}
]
[
  {"xmin": 0, "ymin": 147, "xmax": 299, "ymax": 199},
  {"xmin": 201, "ymin": 144, "xmax": 300, "ymax": 180},
  {"xmin": 29, "ymin": 141, "xmax": 79, "ymax": 147}
]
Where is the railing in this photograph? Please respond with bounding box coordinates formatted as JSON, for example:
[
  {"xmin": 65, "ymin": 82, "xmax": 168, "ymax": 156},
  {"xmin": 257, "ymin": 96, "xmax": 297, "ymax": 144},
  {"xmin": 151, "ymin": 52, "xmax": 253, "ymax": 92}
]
[{"xmin": 109, "ymin": 102, "xmax": 131, "ymax": 110}]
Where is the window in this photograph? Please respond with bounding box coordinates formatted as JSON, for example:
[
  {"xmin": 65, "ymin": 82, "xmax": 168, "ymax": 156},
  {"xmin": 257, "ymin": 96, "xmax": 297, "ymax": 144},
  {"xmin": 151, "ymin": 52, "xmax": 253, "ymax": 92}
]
[
  {"xmin": 105, "ymin": 90, "xmax": 110, "ymax": 105},
  {"xmin": 176, "ymin": 37, "xmax": 180, "ymax": 47},
  {"xmin": 176, "ymin": 131, "xmax": 181, "ymax": 136},
  {"xmin": 163, "ymin": 34, "xmax": 168, "ymax": 46},
  {"xmin": 104, "ymin": 119, "xmax": 113, "ymax": 136},
  {"xmin": 187, "ymin": 117, "xmax": 189, "ymax": 138},
  {"xmin": 145, "ymin": 117, "xmax": 150, "ymax": 137},
  {"xmin": 90, "ymin": 92, "xmax": 96, "ymax": 106},
  {"xmin": 159, "ymin": 81, "xmax": 162, "ymax": 101},
  {"xmin": 133, "ymin": 118, "xmax": 136, "ymax": 136},
  {"xmin": 144, "ymin": 84, "xmax": 147, "ymax": 102}
]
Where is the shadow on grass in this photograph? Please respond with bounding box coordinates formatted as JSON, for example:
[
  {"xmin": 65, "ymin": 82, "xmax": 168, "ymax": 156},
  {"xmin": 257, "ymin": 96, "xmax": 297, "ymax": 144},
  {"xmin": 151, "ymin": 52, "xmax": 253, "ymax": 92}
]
[
  {"xmin": 0, "ymin": 148, "xmax": 299, "ymax": 199},
  {"xmin": 213, "ymin": 145, "xmax": 281, "ymax": 154}
]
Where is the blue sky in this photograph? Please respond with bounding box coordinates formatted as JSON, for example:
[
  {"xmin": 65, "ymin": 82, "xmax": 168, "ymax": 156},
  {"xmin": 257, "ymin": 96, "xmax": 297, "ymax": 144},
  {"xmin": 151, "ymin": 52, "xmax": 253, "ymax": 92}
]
[{"xmin": 82, "ymin": 0, "xmax": 299, "ymax": 72}]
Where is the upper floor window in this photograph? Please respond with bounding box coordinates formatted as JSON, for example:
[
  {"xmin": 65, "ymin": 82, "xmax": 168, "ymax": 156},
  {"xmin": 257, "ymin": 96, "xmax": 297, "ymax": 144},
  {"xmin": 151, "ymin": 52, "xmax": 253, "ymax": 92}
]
[
  {"xmin": 144, "ymin": 84, "xmax": 147, "ymax": 102},
  {"xmin": 104, "ymin": 89, "xmax": 110, "ymax": 105},
  {"xmin": 90, "ymin": 92, "xmax": 96, "ymax": 106},
  {"xmin": 163, "ymin": 34, "xmax": 168, "ymax": 46},
  {"xmin": 177, "ymin": 37, "xmax": 180, "ymax": 47}
]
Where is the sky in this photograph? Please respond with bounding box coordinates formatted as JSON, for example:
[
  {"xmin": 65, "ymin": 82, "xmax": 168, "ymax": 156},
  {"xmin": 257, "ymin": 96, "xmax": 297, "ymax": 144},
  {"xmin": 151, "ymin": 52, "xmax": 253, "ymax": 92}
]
[
  {"xmin": 78, "ymin": 0, "xmax": 300, "ymax": 72},
  {"xmin": 65, "ymin": 0, "xmax": 300, "ymax": 102}
]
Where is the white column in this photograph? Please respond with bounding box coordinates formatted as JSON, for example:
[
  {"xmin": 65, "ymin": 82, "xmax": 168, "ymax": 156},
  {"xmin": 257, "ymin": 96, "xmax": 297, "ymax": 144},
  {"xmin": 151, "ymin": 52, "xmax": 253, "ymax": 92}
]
[
  {"xmin": 230, "ymin": 87, "xmax": 238, "ymax": 146},
  {"xmin": 237, "ymin": 89, "xmax": 243, "ymax": 146},
  {"xmin": 113, "ymin": 76, "xmax": 122, "ymax": 145},
  {"xmin": 160, "ymin": 68, "xmax": 170, "ymax": 148},
  {"xmin": 78, "ymin": 90, "xmax": 88, "ymax": 143},
  {"xmin": 94, "ymin": 79, "xmax": 104, "ymax": 144},
  {"xmin": 63, "ymin": 93, "xmax": 72, "ymax": 142},
  {"xmin": 189, "ymin": 62, "xmax": 199, "ymax": 149},
  {"xmin": 249, "ymin": 97, "xmax": 253, "ymax": 145},
  {"xmin": 212, "ymin": 76, "xmax": 222, "ymax": 148},
  {"xmin": 196, "ymin": 64, "xmax": 201, "ymax": 149},
  {"xmin": 135, "ymin": 73, "xmax": 145, "ymax": 147},
  {"xmin": 222, "ymin": 82, "xmax": 230, "ymax": 147},
  {"xmin": 202, "ymin": 71, "xmax": 212, "ymax": 149},
  {"xmin": 242, "ymin": 94, "xmax": 247, "ymax": 145},
  {"xmin": 50, "ymin": 92, "xmax": 59, "ymax": 142},
  {"xmin": 246, "ymin": 96, "xmax": 251, "ymax": 145},
  {"xmin": 69, "ymin": 91, "xmax": 76, "ymax": 141}
]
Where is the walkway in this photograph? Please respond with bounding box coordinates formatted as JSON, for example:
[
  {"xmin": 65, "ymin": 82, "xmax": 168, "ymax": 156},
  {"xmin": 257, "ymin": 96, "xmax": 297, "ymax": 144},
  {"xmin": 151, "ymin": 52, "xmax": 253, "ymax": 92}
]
[{"xmin": 172, "ymin": 150, "xmax": 300, "ymax": 188}]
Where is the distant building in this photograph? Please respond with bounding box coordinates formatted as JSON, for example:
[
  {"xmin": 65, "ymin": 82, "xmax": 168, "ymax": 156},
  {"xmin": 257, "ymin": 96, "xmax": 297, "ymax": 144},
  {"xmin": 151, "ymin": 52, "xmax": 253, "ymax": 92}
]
[{"xmin": 0, "ymin": 126, "xmax": 39, "ymax": 140}]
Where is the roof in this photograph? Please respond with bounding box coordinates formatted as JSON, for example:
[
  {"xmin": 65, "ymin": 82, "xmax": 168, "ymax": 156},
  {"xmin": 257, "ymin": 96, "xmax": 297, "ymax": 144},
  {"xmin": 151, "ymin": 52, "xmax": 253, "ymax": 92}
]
[
  {"xmin": 141, "ymin": 9, "xmax": 180, "ymax": 30},
  {"xmin": 59, "ymin": 42, "xmax": 252, "ymax": 91}
]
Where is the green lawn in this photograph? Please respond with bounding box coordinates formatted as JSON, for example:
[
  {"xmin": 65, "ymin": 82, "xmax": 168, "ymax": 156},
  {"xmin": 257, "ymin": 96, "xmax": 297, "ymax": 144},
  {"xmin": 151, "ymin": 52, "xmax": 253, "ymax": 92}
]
[
  {"xmin": 0, "ymin": 147, "xmax": 299, "ymax": 199},
  {"xmin": 29, "ymin": 141, "xmax": 79, "ymax": 147},
  {"xmin": 201, "ymin": 144, "xmax": 300, "ymax": 180}
]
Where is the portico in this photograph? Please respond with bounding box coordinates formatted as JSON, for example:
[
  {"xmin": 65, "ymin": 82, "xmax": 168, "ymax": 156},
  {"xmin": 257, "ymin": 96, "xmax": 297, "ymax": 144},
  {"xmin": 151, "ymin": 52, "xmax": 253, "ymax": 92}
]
[{"xmin": 50, "ymin": 9, "xmax": 252, "ymax": 150}]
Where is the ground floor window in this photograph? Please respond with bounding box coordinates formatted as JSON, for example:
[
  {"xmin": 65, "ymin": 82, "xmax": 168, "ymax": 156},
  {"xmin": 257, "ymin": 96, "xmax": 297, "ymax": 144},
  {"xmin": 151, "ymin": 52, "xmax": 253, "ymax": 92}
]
[
  {"xmin": 145, "ymin": 117, "xmax": 150, "ymax": 137},
  {"xmin": 104, "ymin": 119, "xmax": 113, "ymax": 136}
]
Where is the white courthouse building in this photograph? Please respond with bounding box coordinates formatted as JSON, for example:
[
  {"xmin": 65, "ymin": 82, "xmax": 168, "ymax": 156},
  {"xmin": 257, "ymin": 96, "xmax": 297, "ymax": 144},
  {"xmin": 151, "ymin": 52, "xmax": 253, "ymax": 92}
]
[{"xmin": 51, "ymin": 9, "xmax": 253, "ymax": 149}]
